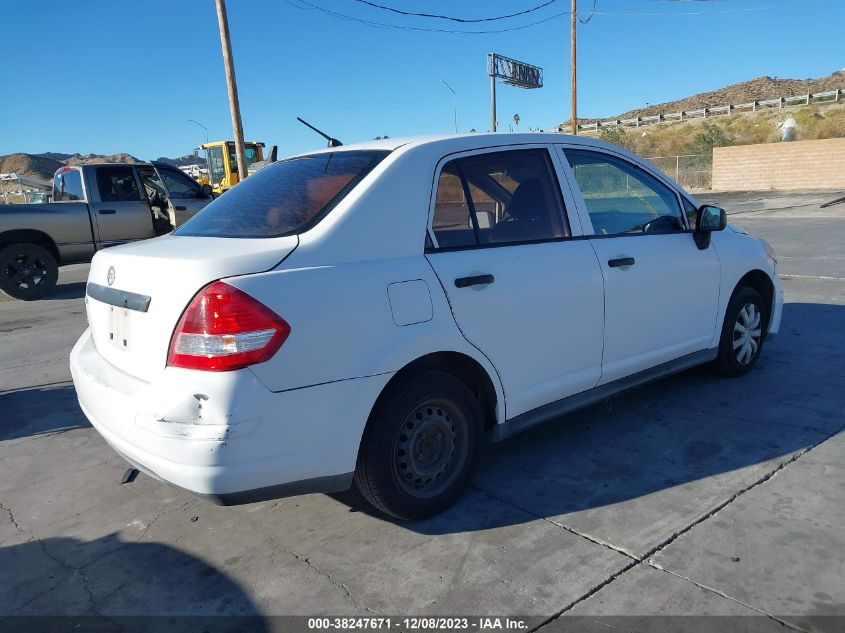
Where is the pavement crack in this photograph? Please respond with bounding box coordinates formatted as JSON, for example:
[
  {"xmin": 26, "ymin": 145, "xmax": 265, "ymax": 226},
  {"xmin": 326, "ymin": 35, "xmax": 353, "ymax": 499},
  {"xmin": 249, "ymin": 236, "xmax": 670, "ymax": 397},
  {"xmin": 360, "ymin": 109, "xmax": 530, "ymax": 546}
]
[
  {"xmin": 139, "ymin": 499, "xmax": 198, "ymax": 540},
  {"xmin": 471, "ymin": 485, "xmax": 638, "ymax": 561},
  {"xmin": 0, "ymin": 500, "xmax": 25, "ymax": 536},
  {"xmin": 243, "ymin": 515, "xmax": 380, "ymax": 615},
  {"xmin": 646, "ymin": 564, "xmax": 807, "ymax": 632},
  {"xmin": 13, "ymin": 534, "xmax": 126, "ymax": 631},
  {"xmin": 529, "ymin": 418, "xmax": 845, "ymax": 632}
]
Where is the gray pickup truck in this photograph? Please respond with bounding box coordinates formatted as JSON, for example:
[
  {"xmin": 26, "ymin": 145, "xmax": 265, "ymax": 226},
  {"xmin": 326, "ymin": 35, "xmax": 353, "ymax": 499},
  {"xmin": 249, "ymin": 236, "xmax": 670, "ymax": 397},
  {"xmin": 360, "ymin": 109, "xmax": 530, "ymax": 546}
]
[{"xmin": 0, "ymin": 161, "xmax": 213, "ymax": 300}]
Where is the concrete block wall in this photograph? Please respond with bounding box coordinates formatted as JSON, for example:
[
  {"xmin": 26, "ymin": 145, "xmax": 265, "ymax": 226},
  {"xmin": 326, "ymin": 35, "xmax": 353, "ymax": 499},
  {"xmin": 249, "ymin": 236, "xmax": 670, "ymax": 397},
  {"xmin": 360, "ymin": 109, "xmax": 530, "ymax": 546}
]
[{"xmin": 712, "ymin": 137, "xmax": 845, "ymax": 191}]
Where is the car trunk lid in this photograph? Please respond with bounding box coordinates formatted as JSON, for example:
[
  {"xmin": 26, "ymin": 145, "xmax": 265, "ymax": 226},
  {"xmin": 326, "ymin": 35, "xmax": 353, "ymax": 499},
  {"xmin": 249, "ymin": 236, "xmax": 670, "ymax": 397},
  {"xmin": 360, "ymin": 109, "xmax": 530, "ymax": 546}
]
[{"xmin": 85, "ymin": 234, "xmax": 298, "ymax": 382}]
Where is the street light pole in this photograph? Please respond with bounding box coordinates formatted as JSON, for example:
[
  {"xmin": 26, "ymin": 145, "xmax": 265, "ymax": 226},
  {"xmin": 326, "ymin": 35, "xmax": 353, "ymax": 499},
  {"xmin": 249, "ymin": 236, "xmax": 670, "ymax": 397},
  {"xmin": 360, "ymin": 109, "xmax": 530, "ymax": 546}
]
[
  {"xmin": 440, "ymin": 80, "xmax": 457, "ymax": 133},
  {"xmin": 570, "ymin": 0, "xmax": 577, "ymax": 135},
  {"xmin": 214, "ymin": 0, "xmax": 248, "ymax": 181},
  {"xmin": 188, "ymin": 119, "xmax": 209, "ymax": 145}
]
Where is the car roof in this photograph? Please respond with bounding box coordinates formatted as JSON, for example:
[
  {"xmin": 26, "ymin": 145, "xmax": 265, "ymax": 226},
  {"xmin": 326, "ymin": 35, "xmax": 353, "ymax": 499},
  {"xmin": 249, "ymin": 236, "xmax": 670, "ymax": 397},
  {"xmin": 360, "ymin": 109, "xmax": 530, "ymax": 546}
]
[
  {"xmin": 286, "ymin": 132, "xmax": 623, "ymax": 159},
  {"xmin": 62, "ymin": 162, "xmax": 153, "ymax": 169}
]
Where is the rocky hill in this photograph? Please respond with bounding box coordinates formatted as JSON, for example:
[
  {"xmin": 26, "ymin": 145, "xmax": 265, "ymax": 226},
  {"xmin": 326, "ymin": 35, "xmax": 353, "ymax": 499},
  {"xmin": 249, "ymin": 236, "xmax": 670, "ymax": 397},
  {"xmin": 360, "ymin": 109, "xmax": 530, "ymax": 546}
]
[
  {"xmin": 154, "ymin": 154, "xmax": 205, "ymax": 168},
  {"xmin": 0, "ymin": 153, "xmax": 64, "ymax": 183},
  {"xmin": 1, "ymin": 151, "xmax": 146, "ymax": 182},
  {"xmin": 614, "ymin": 70, "xmax": 845, "ymax": 121}
]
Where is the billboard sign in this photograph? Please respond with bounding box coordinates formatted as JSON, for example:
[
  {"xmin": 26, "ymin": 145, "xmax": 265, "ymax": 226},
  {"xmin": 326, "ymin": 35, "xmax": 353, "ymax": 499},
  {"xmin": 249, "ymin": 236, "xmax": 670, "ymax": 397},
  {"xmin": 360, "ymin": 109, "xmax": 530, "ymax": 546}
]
[{"xmin": 487, "ymin": 53, "xmax": 543, "ymax": 89}]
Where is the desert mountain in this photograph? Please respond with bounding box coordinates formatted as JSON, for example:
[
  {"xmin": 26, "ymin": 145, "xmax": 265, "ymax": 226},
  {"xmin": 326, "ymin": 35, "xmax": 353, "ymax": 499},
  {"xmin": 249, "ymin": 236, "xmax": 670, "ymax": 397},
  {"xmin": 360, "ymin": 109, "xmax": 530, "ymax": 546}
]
[
  {"xmin": 614, "ymin": 70, "xmax": 845, "ymax": 121},
  {"xmin": 1, "ymin": 152, "xmax": 147, "ymax": 182}
]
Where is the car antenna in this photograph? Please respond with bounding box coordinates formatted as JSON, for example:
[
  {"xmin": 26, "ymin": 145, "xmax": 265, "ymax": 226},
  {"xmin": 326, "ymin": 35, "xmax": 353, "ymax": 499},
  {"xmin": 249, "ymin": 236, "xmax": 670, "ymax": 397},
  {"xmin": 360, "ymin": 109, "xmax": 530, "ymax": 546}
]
[{"xmin": 296, "ymin": 117, "xmax": 343, "ymax": 148}]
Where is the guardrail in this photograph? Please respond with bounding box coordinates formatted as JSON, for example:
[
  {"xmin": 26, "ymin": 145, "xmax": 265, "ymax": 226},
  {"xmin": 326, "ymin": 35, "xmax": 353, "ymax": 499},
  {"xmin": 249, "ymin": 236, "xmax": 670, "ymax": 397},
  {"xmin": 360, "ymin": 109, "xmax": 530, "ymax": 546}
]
[{"xmin": 574, "ymin": 88, "xmax": 843, "ymax": 132}]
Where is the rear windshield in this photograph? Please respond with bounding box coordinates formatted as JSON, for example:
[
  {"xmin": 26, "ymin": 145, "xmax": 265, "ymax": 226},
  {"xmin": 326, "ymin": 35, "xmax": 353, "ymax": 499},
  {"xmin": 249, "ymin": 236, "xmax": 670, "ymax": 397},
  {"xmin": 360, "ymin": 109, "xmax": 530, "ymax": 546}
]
[
  {"xmin": 175, "ymin": 150, "xmax": 389, "ymax": 238},
  {"xmin": 52, "ymin": 168, "xmax": 84, "ymax": 202}
]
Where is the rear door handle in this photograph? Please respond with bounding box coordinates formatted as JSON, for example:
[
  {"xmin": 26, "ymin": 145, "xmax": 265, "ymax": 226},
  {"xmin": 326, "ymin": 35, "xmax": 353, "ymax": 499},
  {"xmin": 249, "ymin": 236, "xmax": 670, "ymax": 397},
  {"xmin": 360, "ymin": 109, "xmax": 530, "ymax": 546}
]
[
  {"xmin": 174, "ymin": 206, "xmax": 187, "ymax": 211},
  {"xmin": 454, "ymin": 274, "xmax": 495, "ymax": 288},
  {"xmin": 608, "ymin": 257, "xmax": 635, "ymax": 268},
  {"xmin": 98, "ymin": 209, "xmax": 116, "ymax": 215}
]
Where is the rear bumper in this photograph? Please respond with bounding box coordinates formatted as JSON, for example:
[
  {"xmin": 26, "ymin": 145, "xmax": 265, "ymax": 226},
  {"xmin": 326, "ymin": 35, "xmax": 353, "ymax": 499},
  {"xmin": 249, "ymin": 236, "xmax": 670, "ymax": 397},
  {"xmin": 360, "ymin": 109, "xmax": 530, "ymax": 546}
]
[{"xmin": 70, "ymin": 329, "xmax": 391, "ymax": 502}]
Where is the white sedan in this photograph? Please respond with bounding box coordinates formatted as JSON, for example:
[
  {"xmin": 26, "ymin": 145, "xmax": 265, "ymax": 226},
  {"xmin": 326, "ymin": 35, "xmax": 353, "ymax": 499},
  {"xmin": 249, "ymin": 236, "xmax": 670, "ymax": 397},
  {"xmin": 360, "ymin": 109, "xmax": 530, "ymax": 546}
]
[{"xmin": 70, "ymin": 133, "xmax": 782, "ymax": 520}]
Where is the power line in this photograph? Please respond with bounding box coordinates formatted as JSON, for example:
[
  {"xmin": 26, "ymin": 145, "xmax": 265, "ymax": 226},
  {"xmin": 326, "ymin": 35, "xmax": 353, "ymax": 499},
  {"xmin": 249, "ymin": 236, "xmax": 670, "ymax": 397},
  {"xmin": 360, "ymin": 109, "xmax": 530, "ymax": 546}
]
[
  {"xmin": 350, "ymin": 0, "xmax": 558, "ymax": 23},
  {"xmin": 286, "ymin": 0, "xmax": 775, "ymax": 36},
  {"xmin": 578, "ymin": 0, "xmax": 597, "ymax": 24},
  {"xmin": 287, "ymin": 0, "xmax": 566, "ymax": 34}
]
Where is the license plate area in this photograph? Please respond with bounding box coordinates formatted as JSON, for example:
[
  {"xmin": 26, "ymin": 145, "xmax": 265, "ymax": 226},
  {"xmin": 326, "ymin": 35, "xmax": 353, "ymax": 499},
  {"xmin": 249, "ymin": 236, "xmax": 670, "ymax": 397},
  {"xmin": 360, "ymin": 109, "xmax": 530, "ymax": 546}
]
[{"xmin": 108, "ymin": 306, "xmax": 131, "ymax": 351}]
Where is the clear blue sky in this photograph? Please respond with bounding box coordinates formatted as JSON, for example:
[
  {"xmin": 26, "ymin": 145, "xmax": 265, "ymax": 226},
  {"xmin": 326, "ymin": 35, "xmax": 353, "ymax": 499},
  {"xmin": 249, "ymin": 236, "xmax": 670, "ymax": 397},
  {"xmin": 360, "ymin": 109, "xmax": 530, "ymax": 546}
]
[{"xmin": 1, "ymin": 0, "xmax": 841, "ymax": 160}]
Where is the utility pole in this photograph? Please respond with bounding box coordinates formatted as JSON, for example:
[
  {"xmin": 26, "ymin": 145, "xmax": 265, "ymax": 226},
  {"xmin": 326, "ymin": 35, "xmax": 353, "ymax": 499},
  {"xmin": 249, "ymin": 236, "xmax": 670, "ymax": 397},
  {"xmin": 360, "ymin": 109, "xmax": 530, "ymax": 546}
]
[
  {"xmin": 214, "ymin": 0, "xmax": 248, "ymax": 181},
  {"xmin": 570, "ymin": 0, "xmax": 577, "ymax": 135}
]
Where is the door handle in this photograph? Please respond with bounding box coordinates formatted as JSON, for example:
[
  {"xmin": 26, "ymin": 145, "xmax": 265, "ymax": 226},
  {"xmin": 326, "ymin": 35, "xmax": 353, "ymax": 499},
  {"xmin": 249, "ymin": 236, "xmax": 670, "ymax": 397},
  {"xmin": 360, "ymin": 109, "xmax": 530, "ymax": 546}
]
[
  {"xmin": 454, "ymin": 274, "xmax": 495, "ymax": 288},
  {"xmin": 608, "ymin": 257, "xmax": 635, "ymax": 268},
  {"xmin": 174, "ymin": 206, "xmax": 187, "ymax": 211},
  {"xmin": 98, "ymin": 209, "xmax": 116, "ymax": 215}
]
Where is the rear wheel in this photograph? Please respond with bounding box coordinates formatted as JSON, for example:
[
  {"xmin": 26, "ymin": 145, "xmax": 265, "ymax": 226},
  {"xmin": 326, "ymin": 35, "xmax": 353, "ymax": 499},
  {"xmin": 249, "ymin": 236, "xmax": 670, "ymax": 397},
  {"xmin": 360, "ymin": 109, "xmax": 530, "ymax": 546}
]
[
  {"xmin": 0, "ymin": 243, "xmax": 59, "ymax": 301},
  {"xmin": 354, "ymin": 370, "xmax": 482, "ymax": 520},
  {"xmin": 713, "ymin": 286, "xmax": 766, "ymax": 377}
]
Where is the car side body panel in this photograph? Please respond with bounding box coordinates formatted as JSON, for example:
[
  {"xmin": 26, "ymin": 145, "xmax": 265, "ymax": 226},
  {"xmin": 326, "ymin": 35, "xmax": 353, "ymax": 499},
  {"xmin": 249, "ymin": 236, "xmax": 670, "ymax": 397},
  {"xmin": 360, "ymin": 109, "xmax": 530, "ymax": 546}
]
[{"xmin": 236, "ymin": 255, "xmax": 507, "ymax": 424}]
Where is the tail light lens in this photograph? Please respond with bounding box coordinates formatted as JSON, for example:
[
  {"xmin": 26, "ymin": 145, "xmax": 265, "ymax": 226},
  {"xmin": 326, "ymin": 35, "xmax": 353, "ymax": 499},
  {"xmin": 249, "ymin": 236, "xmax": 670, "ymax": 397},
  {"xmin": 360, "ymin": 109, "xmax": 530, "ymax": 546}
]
[{"xmin": 167, "ymin": 281, "xmax": 290, "ymax": 371}]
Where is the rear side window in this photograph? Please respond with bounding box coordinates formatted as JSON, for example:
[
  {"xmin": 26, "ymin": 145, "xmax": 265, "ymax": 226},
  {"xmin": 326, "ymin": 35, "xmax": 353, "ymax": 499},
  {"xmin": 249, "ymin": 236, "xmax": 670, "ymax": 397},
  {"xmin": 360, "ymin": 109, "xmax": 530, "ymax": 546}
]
[
  {"xmin": 431, "ymin": 149, "xmax": 568, "ymax": 249},
  {"xmin": 176, "ymin": 150, "xmax": 389, "ymax": 238},
  {"xmin": 96, "ymin": 167, "xmax": 142, "ymax": 202},
  {"xmin": 52, "ymin": 169, "xmax": 84, "ymax": 202},
  {"xmin": 432, "ymin": 164, "xmax": 476, "ymax": 249}
]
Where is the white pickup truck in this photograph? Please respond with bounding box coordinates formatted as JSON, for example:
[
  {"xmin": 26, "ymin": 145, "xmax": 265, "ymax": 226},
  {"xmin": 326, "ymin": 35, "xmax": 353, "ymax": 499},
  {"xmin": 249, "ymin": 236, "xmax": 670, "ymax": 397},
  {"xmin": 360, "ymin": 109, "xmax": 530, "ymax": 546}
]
[{"xmin": 0, "ymin": 162, "xmax": 213, "ymax": 299}]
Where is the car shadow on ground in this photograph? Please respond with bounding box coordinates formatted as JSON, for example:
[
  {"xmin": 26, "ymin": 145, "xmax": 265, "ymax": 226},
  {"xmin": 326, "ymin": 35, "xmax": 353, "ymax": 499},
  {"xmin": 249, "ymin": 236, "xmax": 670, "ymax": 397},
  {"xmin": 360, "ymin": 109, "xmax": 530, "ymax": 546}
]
[
  {"xmin": 0, "ymin": 383, "xmax": 89, "ymax": 441},
  {"xmin": 333, "ymin": 302, "xmax": 845, "ymax": 534},
  {"xmin": 0, "ymin": 534, "xmax": 267, "ymax": 630},
  {"xmin": 41, "ymin": 281, "xmax": 87, "ymax": 301},
  {"xmin": 4, "ymin": 303, "xmax": 843, "ymax": 538}
]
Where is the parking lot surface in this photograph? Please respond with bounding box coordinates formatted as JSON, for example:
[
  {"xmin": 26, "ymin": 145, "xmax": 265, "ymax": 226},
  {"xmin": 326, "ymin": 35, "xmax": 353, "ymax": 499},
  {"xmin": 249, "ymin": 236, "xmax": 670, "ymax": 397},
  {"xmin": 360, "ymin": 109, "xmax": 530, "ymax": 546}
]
[{"xmin": 1, "ymin": 190, "xmax": 844, "ymax": 631}]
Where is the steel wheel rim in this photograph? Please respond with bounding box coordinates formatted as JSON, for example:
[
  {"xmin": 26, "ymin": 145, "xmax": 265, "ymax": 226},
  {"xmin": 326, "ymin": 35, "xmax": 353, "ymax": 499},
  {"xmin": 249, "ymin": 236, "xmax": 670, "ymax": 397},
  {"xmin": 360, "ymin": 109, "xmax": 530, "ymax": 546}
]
[
  {"xmin": 392, "ymin": 398, "xmax": 469, "ymax": 499},
  {"xmin": 5, "ymin": 251, "xmax": 48, "ymax": 291},
  {"xmin": 733, "ymin": 302, "xmax": 762, "ymax": 365}
]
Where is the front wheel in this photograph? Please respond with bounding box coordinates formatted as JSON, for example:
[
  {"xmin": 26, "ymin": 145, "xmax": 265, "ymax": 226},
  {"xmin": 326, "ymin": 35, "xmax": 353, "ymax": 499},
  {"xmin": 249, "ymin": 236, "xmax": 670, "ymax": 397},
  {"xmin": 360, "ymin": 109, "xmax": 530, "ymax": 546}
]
[
  {"xmin": 712, "ymin": 286, "xmax": 766, "ymax": 377},
  {"xmin": 0, "ymin": 243, "xmax": 59, "ymax": 301},
  {"xmin": 354, "ymin": 370, "xmax": 482, "ymax": 520}
]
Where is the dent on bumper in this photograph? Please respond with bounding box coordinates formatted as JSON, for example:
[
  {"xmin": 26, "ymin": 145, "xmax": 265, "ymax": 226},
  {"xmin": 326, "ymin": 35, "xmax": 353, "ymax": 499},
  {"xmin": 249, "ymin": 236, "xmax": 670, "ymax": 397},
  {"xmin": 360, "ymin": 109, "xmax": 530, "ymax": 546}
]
[{"xmin": 70, "ymin": 328, "xmax": 391, "ymax": 501}]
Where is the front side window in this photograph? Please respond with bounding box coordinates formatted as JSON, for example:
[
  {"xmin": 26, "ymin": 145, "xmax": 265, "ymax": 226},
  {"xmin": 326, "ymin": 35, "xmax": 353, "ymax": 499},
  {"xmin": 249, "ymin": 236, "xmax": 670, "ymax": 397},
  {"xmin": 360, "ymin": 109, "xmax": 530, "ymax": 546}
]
[
  {"xmin": 431, "ymin": 148, "xmax": 568, "ymax": 249},
  {"xmin": 96, "ymin": 167, "xmax": 141, "ymax": 202},
  {"xmin": 682, "ymin": 197, "xmax": 699, "ymax": 229},
  {"xmin": 52, "ymin": 168, "xmax": 84, "ymax": 202},
  {"xmin": 138, "ymin": 168, "xmax": 165, "ymax": 198},
  {"xmin": 175, "ymin": 150, "xmax": 388, "ymax": 238},
  {"xmin": 565, "ymin": 150, "xmax": 685, "ymax": 236},
  {"xmin": 160, "ymin": 169, "xmax": 200, "ymax": 199}
]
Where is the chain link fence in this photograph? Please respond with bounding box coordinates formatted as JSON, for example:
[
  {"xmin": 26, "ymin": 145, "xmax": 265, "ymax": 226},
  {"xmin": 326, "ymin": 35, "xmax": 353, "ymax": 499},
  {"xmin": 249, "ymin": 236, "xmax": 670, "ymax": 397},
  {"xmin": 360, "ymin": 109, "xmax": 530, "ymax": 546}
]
[{"xmin": 645, "ymin": 154, "xmax": 712, "ymax": 191}]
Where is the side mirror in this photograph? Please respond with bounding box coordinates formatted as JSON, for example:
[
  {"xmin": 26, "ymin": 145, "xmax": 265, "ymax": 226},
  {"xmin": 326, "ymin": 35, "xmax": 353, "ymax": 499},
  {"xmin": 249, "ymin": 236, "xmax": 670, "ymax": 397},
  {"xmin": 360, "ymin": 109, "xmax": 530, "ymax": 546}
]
[
  {"xmin": 200, "ymin": 184, "xmax": 213, "ymax": 198},
  {"xmin": 696, "ymin": 205, "xmax": 727, "ymax": 232},
  {"xmin": 693, "ymin": 205, "xmax": 727, "ymax": 249}
]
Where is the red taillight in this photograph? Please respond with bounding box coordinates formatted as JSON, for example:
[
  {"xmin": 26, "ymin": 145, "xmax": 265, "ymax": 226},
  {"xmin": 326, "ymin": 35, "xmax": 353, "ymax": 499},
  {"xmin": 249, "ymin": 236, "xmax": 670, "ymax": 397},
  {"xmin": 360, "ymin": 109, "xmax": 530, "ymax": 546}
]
[{"xmin": 167, "ymin": 281, "xmax": 290, "ymax": 371}]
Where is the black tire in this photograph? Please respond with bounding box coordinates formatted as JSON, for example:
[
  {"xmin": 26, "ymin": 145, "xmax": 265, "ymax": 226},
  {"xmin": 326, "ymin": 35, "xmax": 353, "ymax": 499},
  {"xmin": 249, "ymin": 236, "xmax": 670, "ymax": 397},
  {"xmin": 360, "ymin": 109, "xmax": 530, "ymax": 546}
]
[
  {"xmin": 712, "ymin": 286, "xmax": 766, "ymax": 377},
  {"xmin": 0, "ymin": 243, "xmax": 59, "ymax": 301},
  {"xmin": 354, "ymin": 370, "xmax": 482, "ymax": 520}
]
